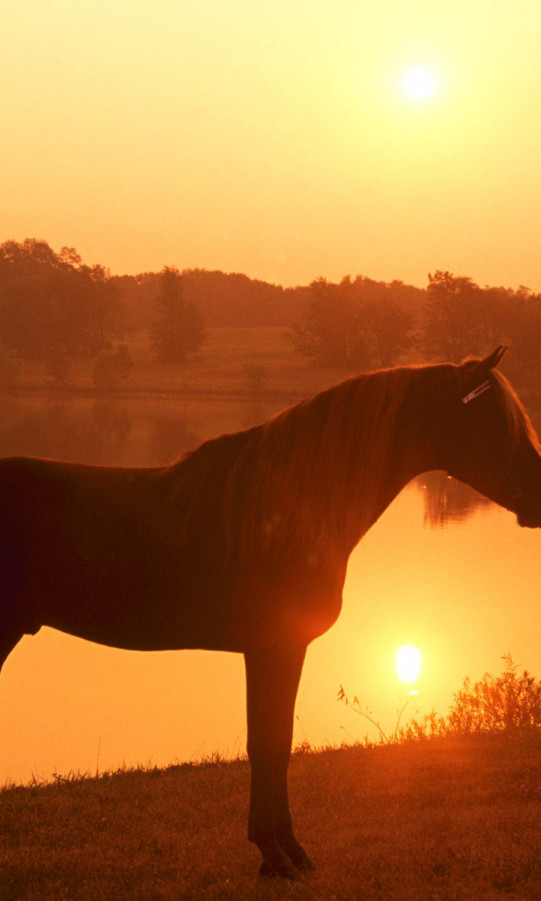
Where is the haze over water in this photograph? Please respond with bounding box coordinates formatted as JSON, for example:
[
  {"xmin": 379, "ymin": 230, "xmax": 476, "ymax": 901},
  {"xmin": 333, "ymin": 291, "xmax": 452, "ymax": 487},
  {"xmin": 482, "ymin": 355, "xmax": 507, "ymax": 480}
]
[{"xmin": 1, "ymin": 395, "xmax": 540, "ymax": 786}]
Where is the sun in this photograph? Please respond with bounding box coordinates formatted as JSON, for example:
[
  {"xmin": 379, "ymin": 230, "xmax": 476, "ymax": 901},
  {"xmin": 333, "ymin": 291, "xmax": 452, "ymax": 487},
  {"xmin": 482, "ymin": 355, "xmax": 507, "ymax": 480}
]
[
  {"xmin": 395, "ymin": 645, "xmax": 422, "ymax": 684},
  {"xmin": 400, "ymin": 65, "xmax": 437, "ymax": 102}
]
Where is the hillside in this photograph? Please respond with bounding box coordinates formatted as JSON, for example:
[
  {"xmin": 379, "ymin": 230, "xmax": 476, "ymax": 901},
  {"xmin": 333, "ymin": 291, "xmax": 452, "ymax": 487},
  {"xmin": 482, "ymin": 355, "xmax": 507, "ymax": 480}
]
[{"xmin": 2, "ymin": 734, "xmax": 541, "ymax": 900}]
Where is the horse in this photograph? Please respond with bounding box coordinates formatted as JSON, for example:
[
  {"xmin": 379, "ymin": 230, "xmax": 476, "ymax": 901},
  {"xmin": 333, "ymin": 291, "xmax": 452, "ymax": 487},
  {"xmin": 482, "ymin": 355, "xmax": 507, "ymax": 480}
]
[{"xmin": 1, "ymin": 345, "xmax": 541, "ymax": 877}]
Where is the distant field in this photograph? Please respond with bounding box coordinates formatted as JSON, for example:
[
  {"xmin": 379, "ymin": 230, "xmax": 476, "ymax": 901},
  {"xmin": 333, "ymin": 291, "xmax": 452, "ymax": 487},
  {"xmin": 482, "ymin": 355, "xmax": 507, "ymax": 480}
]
[
  {"xmin": 14, "ymin": 327, "xmax": 341, "ymax": 400},
  {"xmin": 2, "ymin": 734, "xmax": 541, "ymax": 900}
]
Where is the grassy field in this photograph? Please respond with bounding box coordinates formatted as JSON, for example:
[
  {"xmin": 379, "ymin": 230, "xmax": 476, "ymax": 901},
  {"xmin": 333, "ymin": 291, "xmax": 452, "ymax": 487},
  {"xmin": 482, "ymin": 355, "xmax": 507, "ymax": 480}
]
[
  {"xmin": 2, "ymin": 734, "xmax": 541, "ymax": 900},
  {"xmin": 15, "ymin": 327, "xmax": 340, "ymax": 400}
]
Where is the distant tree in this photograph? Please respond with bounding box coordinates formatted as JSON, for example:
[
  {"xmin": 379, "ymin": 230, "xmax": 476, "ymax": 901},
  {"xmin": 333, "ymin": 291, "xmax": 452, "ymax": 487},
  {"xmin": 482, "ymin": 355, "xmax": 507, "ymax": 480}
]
[
  {"xmin": 421, "ymin": 272, "xmax": 541, "ymax": 385},
  {"xmin": 291, "ymin": 276, "xmax": 415, "ymax": 369},
  {"xmin": 422, "ymin": 271, "xmax": 503, "ymax": 361},
  {"xmin": 0, "ymin": 239, "xmax": 124, "ymax": 361},
  {"xmin": 46, "ymin": 344, "xmax": 71, "ymax": 388},
  {"xmin": 92, "ymin": 344, "xmax": 133, "ymax": 392},
  {"xmin": 151, "ymin": 267, "xmax": 206, "ymax": 364},
  {"xmin": 501, "ymin": 287, "xmax": 541, "ymax": 383},
  {"xmin": 361, "ymin": 296, "xmax": 415, "ymax": 367},
  {"xmin": 291, "ymin": 277, "xmax": 371, "ymax": 368},
  {"xmin": 0, "ymin": 274, "xmax": 57, "ymax": 358},
  {"xmin": 0, "ymin": 238, "xmax": 61, "ymax": 278},
  {"xmin": 0, "ymin": 342, "xmax": 21, "ymax": 388}
]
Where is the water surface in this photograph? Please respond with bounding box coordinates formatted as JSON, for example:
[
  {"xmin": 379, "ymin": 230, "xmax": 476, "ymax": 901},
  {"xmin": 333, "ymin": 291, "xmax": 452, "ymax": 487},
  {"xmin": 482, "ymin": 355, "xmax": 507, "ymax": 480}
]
[{"xmin": 1, "ymin": 395, "xmax": 539, "ymax": 785}]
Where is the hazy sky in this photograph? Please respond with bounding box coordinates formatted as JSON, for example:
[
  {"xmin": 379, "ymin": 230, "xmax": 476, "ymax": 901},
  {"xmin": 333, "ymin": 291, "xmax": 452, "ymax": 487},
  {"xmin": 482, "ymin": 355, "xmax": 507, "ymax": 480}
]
[{"xmin": 3, "ymin": 1, "xmax": 541, "ymax": 288}]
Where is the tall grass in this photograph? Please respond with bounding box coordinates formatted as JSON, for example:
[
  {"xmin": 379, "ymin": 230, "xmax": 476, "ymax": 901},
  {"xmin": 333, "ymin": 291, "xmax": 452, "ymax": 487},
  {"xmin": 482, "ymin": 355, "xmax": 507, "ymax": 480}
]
[{"xmin": 339, "ymin": 654, "xmax": 541, "ymax": 745}]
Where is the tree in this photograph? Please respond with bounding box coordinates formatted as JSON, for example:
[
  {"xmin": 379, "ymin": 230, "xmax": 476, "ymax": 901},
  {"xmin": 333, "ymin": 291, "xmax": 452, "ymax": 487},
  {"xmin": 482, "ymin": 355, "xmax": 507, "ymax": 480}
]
[
  {"xmin": 92, "ymin": 344, "xmax": 133, "ymax": 392},
  {"xmin": 0, "ymin": 342, "xmax": 21, "ymax": 388},
  {"xmin": 0, "ymin": 240, "xmax": 124, "ymax": 361},
  {"xmin": 361, "ymin": 296, "xmax": 415, "ymax": 367},
  {"xmin": 291, "ymin": 278, "xmax": 370, "ymax": 368},
  {"xmin": 500, "ymin": 287, "xmax": 541, "ymax": 384},
  {"xmin": 46, "ymin": 344, "xmax": 71, "ymax": 388},
  {"xmin": 291, "ymin": 276, "xmax": 415, "ymax": 369},
  {"xmin": 422, "ymin": 271, "xmax": 502, "ymax": 361},
  {"xmin": 151, "ymin": 267, "xmax": 207, "ymax": 364}
]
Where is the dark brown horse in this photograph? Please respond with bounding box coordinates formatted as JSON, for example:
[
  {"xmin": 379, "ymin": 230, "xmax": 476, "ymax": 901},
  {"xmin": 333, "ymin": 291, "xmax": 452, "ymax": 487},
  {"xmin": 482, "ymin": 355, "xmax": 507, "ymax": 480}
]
[{"xmin": 2, "ymin": 346, "xmax": 541, "ymax": 877}]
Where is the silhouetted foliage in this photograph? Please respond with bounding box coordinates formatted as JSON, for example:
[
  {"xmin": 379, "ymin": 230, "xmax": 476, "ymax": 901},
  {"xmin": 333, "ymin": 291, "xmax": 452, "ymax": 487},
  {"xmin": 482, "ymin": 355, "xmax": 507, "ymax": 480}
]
[
  {"xmin": 0, "ymin": 342, "xmax": 21, "ymax": 388},
  {"xmin": 151, "ymin": 267, "xmax": 207, "ymax": 364},
  {"xmin": 46, "ymin": 344, "xmax": 71, "ymax": 388},
  {"xmin": 114, "ymin": 269, "xmax": 308, "ymax": 329},
  {"xmin": 341, "ymin": 656, "xmax": 541, "ymax": 747},
  {"xmin": 422, "ymin": 271, "xmax": 492, "ymax": 361},
  {"xmin": 337, "ymin": 685, "xmax": 419, "ymax": 745},
  {"xmin": 291, "ymin": 276, "xmax": 416, "ymax": 369},
  {"xmin": 422, "ymin": 272, "xmax": 541, "ymax": 380},
  {"xmin": 0, "ymin": 240, "xmax": 123, "ymax": 361},
  {"xmin": 92, "ymin": 344, "xmax": 133, "ymax": 392},
  {"xmin": 398, "ymin": 655, "xmax": 541, "ymax": 741},
  {"xmin": 5, "ymin": 237, "xmax": 541, "ymax": 395}
]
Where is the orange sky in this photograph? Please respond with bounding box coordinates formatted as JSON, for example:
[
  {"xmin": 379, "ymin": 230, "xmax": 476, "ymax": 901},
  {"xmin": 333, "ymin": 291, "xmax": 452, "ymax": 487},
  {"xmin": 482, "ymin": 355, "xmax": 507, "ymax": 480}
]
[{"xmin": 3, "ymin": 1, "xmax": 541, "ymax": 288}]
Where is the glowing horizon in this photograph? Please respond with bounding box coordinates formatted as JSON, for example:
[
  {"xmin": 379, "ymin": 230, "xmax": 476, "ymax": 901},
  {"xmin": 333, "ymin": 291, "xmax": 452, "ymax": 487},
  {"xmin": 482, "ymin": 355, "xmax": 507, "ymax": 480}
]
[{"xmin": 1, "ymin": 2, "xmax": 541, "ymax": 291}]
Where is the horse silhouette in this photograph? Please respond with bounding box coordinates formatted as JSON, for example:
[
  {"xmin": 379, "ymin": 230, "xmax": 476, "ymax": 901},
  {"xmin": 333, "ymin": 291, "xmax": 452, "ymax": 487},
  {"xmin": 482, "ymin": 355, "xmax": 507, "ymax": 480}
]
[{"xmin": 1, "ymin": 345, "xmax": 541, "ymax": 877}]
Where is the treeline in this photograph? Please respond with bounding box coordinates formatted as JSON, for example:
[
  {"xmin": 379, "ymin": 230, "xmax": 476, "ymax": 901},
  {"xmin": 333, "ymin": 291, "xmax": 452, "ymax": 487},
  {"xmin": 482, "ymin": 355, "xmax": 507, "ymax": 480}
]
[
  {"xmin": 1, "ymin": 239, "xmax": 541, "ymax": 391},
  {"xmin": 0, "ymin": 240, "xmax": 122, "ymax": 359},
  {"xmin": 115, "ymin": 268, "xmax": 310, "ymax": 329},
  {"xmin": 292, "ymin": 271, "xmax": 541, "ymax": 389},
  {"xmin": 0, "ymin": 241, "xmax": 209, "ymax": 387}
]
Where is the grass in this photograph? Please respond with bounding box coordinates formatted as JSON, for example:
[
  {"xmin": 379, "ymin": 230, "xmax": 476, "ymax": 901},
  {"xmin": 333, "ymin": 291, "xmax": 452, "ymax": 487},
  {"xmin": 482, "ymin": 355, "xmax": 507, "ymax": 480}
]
[
  {"xmin": 12, "ymin": 327, "xmax": 340, "ymax": 400},
  {"xmin": 2, "ymin": 733, "xmax": 541, "ymax": 899}
]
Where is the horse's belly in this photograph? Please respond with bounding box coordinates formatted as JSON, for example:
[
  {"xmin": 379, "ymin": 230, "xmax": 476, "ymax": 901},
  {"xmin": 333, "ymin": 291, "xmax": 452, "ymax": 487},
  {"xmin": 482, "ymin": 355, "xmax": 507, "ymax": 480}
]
[
  {"xmin": 33, "ymin": 543, "xmax": 239, "ymax": 652},
  {"xmin": 11, "ymin": 503, "xmax": 236, "ymax": 651}
]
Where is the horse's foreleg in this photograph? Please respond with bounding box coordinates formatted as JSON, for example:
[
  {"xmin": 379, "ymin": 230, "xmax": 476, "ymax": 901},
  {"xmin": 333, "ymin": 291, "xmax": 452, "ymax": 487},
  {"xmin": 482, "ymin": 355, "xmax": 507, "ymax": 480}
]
[{"xmin": 244, "ymin": 643, "xmax": 314, "ymax": 878}]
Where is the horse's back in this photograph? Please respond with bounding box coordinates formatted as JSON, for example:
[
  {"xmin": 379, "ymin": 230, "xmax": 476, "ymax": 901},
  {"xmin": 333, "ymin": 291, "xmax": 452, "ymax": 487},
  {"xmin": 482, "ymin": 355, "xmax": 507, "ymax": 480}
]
[{"xmin": 0, "ymin": 455, "xmax": 235, "ymax": 651}]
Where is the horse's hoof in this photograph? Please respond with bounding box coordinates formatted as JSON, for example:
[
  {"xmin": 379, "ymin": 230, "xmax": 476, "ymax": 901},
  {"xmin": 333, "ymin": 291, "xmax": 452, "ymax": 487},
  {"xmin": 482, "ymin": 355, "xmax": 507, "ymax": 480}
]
[
  {"xmin": 258, "ymin": 859, "xmax": 300, "ymax": 880},
  {"xmin": 277, "ymin": 835, "xmax": 315, "ymax": 872}
]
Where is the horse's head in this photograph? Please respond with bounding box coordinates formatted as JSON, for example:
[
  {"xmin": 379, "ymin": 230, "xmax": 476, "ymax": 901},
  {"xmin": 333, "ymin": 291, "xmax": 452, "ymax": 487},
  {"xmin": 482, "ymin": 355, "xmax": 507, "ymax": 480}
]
[{"xmin": 445, "ymin": 346, "xmax": 541, "ymax": 528}]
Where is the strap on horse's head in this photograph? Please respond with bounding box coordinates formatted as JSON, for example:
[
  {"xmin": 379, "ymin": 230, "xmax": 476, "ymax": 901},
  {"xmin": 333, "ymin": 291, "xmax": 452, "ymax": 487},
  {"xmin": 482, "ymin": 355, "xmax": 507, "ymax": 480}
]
[
  {"xmin": 460, "ymin": 345, "xmax": 508, "ymax": 404},
  {"xmin": 462, "ymin": 381, "xmax": 491, "ymax": 404}
]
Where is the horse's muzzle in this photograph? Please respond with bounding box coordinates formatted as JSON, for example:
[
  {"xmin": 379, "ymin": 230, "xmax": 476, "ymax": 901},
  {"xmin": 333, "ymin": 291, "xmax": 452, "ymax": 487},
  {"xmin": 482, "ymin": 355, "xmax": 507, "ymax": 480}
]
[{"xmin": 516, "ymin": 506, "xmax": 541, "ymax": 528}]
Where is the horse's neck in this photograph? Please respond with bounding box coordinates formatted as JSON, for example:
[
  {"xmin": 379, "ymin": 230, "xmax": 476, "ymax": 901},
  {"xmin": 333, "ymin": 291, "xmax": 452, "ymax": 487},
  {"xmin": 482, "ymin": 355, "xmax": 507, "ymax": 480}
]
[{"xmin": 338, "ymin": 368, "xmax": 452, "ymax": 550}]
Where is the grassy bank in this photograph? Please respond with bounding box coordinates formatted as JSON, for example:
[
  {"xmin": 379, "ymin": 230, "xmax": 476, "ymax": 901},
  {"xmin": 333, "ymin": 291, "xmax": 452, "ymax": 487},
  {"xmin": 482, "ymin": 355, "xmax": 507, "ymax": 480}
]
[{"xmin": 2, "ymin": 734, "xmax": 541, "ymax": 900}]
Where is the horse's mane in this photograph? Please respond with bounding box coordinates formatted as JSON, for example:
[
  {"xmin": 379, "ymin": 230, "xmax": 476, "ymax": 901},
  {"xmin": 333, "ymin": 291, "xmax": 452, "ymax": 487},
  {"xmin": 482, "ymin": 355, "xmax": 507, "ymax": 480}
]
[
  {"xmin": 490, "ymin": 368, "xmax": 541, "ymax": 450},
  {"xmin": 166, "ymin": 359, "xmax": 539, "ymax": 571},
  {"xmin": 232, "ymin": 367, "xmax": 419, "ymax": 554},
  {"xmin": 170, "ymin": 364, "xmax": 445, "ymax": 566}
]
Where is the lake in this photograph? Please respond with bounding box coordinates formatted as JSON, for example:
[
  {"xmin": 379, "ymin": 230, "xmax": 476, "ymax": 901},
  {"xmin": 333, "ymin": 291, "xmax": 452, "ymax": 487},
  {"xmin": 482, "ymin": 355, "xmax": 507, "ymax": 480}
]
[{"xmin": 1, "ymin": 393, "xmax": 540, "ymax": 785}]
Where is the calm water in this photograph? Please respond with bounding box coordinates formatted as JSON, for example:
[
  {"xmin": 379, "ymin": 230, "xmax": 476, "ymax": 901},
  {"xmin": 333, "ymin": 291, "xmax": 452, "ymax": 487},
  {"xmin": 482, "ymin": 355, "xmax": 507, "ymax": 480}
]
[{"xmin": 1, "ymin": 394, "xmax": 540, "ymax": 785}]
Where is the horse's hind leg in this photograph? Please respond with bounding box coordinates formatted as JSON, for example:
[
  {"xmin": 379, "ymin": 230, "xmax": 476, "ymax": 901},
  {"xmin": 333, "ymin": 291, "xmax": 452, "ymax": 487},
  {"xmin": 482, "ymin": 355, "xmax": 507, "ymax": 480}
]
[{"xmin": 244, "ymin": 643, "xmax": 314, "ymax": 878}]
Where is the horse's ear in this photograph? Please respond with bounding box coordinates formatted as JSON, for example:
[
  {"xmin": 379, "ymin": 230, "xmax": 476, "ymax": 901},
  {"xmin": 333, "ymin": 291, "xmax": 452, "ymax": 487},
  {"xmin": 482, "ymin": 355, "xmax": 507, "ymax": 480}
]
[
  {"xmin": 460, "ymin": 345, "xmax": 509, "ymax": 404},
  {"xmin": 484, "ymin": 344, "xmax": 508, "ymax": 370},
  {"xmin": 471, "ymin": 344, "xmax": 509, "ymax": 377}
]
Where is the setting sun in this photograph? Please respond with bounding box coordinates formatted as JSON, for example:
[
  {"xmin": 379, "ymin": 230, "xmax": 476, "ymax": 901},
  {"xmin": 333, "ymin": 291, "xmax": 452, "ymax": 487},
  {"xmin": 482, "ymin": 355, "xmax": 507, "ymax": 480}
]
[
  {"xmin": 396, "ymin": 645, "xmax": 422, "ymax": 683},
  {"xmin": 400, "ymin": 65, "xmax": 437, "ymax": 102}
]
